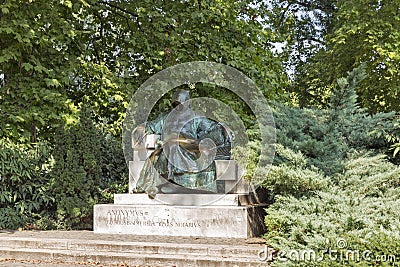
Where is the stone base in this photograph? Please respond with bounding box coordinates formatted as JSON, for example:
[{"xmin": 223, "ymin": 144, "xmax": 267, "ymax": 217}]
[
  {"xmin": 113, "ymin": 193, "xmax": 266, "ymax": 206},
  {"xmin": 93, "ymin": 204, "xmax": 267, "ymax": 238}
]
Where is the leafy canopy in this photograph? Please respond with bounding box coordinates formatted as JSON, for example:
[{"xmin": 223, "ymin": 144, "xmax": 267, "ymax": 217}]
[{"xmin": 0, "ymin": 0, "xmax": 288, "ymax": 142}]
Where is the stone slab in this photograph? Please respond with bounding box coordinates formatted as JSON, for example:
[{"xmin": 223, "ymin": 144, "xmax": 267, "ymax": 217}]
[
  {"xmin": 114, "ymin": 193, "xmax": 268, "ymax": 206},
  {"xmin": 133, "ymin": 148, "xmax": 153, "ymax": 161},
  {"xmin": 227, "ymin": 178, "xmax": 250, "ymax": 194},
  {"xmin": 114, "ymin": 193, "xmax": 243, "ymax": 206},
  {"xmin": 215, "ymin": 160, "xmax": 238, "ymax": 181},
  {"xmin": 144, "ymin": 134, "xmax": 160, "ymax": 149},
  {"xmin": 93, "ymin": 204, "xmax": 267, "ymax": 238}
]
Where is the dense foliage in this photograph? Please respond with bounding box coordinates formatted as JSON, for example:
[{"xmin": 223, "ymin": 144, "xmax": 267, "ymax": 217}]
[
  {"xmin": 268, "ymin": 0, "xmax": 400, "ymax": 113},
  {"xmin": 0, "ymin": 107, "xmax": 127, "ymax": 230},
  {"xmin": 0, "ymin": 140, "xmax": 53, "ymax": 229},
  {"xmin": 49, "ymin": 106, "xmax": 103, "ymax": 229},
  {"xmin": 1, "ymin": 3, "xmax": 399, "ymax": 266},
  {"xmin": 0, "ymin": 0, "xmax": 286, "ymax": 229},
  {"xmin": 0, "ymin": 0, "xmax": 285, "ymax": 229},
  {"xmin": 0, "ymin": 0, "xmax": 88, "ymax": 142},
  {"xmin": 261, "ymin": 67, "xmax": 400, "ymax": 266},
  {"xmin": 0, "ymin": 0, "xmax": 287, "ymax": 142}
]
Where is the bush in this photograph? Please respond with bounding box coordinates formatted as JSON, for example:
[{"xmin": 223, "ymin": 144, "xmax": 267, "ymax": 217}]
[
  {"xmin": 371, "ymin": 116, "xmax": 400, "ymax": 164},
  {"xmin": 49, "ymin": 105, "xmax": 128, "ymax": 229},
  {"xmin": 258, "ymin": 144, "xmax": 330, "ymax": 198},
  {"xmin": 0, "ymin": 139, "xmax": 53, "ymax": 229},
  {"xmin": 0, "ymin": 105, "xmax": 128, "ymax": 230},
  {"xmin": 98, "ymin": 132, "xmax": 128, "ymax": 203},
  {"xmin": 272, "ymin": 65, "xmax": 394, "ymax": 176},
  {"xmin": 262, "ymin": 66, "xmax": 400, "ymax": 266},
  {"xmin": 49, "ymin": 106, "xmax": 102, "ymax": 229},
  {"xmin": 264, "ymin": 155, "xmax": 400, "ymax": 266}
]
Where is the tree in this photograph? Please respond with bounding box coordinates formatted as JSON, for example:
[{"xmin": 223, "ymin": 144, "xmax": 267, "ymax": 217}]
[
  {"xmin": 71, "ymin": 0, "xmax": 290, "ymax": 135},
  {"xmin": 267, "ymin": 65, "xmax": 393, "ymax": 178},
  {"xmin": 260, "ymin": 67, "xmax": 400, "ymax": 267},
  {"xmin": 325, "ymin": 0, "xmax": 400, "ymax": 113},
  {"xmin": 1, "ymin": 0, "xmax": 289, "ymax": 142},
  {"xmin": 264, "ymin": 0, "xmax": 337, "ymax": 75},
  {"xmin": 268, "ymin": 0, "xmax": 400, "ymax": 113},
  {"xmin": 0, "ymin": 0, "xmax": 89, "ymax": 142}
]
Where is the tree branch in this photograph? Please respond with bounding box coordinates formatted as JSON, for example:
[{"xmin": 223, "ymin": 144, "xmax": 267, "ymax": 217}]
[
  {"xmin": 277, "ymin": 2, "xmax": 294, "ymax": 29},
  {"xmin": 98, "ymin": 1, "xmax": 138, "ymax": 19},
  {"xmin": 97, "ymin": 1, "xmax": 144, "ymax": 33}
]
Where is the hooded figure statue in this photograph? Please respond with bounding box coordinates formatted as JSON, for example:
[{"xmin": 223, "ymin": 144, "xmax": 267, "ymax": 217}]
[{"xmin": 134, "ymin": 89, "xmax": 232, "ymax": 197}]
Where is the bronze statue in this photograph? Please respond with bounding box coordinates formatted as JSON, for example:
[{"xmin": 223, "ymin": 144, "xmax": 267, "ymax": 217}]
[{"xmin": 134, "ymin": 89, "xmax": 232, "ymax": 197}]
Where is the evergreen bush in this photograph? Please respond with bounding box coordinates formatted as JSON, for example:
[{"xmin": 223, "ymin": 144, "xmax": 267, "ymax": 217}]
[
  {"xmin": 264, "ymin": 155, "xmax": 400, "ymax": 266},
  {"xmin": 272, "ymin": 65, "xmax": 393, "ymax": 176},
  {"xmin": 262, "ymin": 66, "xmax": 400, "ymax": 266},
  {"xmin": 50, "ymin": 106, "xmax": 102, "ymax": 229},
  {"xmin": 49, "ymin": 105, "xmax": 128, "ymax": 229},
  {"xmin": 98, "ymin": 132, "xmax": 128, "ymax": 203}
]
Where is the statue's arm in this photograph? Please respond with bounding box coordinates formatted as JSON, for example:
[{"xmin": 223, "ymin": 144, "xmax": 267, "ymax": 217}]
[{"xmin": 145, "ymin": 113, "xmax": 165, "ymax": 135}]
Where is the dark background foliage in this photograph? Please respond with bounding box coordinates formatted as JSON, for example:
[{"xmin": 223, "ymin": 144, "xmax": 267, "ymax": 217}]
[{"xmin": 1, "ymin": 2, "xmax": 399, "ymax": 264}]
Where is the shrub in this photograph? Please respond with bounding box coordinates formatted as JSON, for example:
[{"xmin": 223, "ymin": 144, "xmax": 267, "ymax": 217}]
[
  {"xmin": 264, "ymin": 154, "xmax": 400, "ymax": 266},
  {"xmin": 49, "ymin": 105, "xmax": 128, "ymax": 229},
  {"xmin": 0, "ymin": 105, "xmax": 128, "ymax": 230},
  {"xmin": 50, "ymin": 106, "xmax": 102, "ymax": 229},
  {"xmin": 0, "ymin": 139, "xmax": 53, "ymax": 229},
  {"xmin": 258, "ymin": 144, "xmax": 330, "ymax": 198},
  {"xmin": 262, "ymin": 66, "xmax": 400, "ymax": 266},
  {"xmin": 98, "ymin": 132, "xmax": 128, "ymax": 203},
  {"xmin": 272, "ymin": 65, "xmax": 394, "ymax": 176}
]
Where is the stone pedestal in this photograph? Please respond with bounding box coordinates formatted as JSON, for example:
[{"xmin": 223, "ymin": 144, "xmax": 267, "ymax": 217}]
[
  {"xmin": 94, "ymin": 133, "xmax": 269, "ymax": 238},
  {"xmin": 94, "ymin": 200, "xmax": 266, "ymax": 238}
]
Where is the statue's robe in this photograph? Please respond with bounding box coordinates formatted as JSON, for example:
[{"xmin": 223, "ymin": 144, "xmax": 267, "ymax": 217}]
[{"xmin": 135, "ymin": 106, "xmax": 231, "ymax": 196}]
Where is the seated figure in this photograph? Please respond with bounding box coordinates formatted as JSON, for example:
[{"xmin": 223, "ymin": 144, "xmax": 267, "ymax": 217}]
[{"xmin": 134, "ymin": 89, "xmax": 232, "ymax": 197}]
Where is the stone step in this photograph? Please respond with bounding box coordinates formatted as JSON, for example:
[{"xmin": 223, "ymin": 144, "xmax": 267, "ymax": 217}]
[
  {"xmin": 0, "ymin": 233, "xmax": 272, "ymax": 266},
  {"xmin": 0, "ymin": 246, "xmax": 270, "ymax": 267},
  {"xmin": 0, "ymin": 237, "xmax": 262, "ymax": 259}
]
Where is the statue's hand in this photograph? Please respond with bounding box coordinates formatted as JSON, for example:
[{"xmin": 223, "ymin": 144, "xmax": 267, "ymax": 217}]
[{"xmin": 155, "ymin": 140, "xmax": 164, "ymax": 150}]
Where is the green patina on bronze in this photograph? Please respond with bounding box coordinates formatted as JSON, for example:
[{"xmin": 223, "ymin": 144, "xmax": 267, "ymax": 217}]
[{"xmin": 135, "ymin": 90, "xmax": 232, "ymax": 197}]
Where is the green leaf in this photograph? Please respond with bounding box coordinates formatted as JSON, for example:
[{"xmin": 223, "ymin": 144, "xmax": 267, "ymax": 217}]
[
  {"xmin": 22, "ymin": 63, "xmax": 34, "ymax": 71},
  {"xmin": 12, "ymin": 115, "xmax": 25, "ymax": 122},
  {"xmin": 45, "ymin": 78, "xmax": 61, "ymax": 87},
  {"xmin": 113, "ymin": 94, "xmax": 123, "ymax": 101},
  {"xmin": 394, "ymin": 146, "xmax": 400, "ymax": 157}
]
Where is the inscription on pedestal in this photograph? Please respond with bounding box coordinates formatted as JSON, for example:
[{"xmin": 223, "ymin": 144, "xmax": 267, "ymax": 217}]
[
  {"xmin": 105, "ymin": 208, "xmax": 201, "ymax": 228},
  {"xmin": 94, "ymin": 204, "xmax": 266, "ymax": 238}
]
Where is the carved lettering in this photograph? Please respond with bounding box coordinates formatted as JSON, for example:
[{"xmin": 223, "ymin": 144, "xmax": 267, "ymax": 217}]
[{"xmin": 105, "ymin": 209, "xmax": 201, "ymax": 228}]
